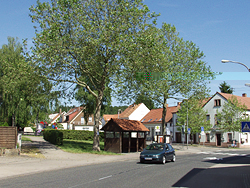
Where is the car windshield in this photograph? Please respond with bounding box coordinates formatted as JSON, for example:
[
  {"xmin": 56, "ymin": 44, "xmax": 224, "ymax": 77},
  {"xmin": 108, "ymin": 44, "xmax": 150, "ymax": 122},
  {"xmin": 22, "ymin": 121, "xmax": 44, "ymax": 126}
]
[{"xmin": 146, "ymin": 144, "xmax": 164, "ymax": 150}]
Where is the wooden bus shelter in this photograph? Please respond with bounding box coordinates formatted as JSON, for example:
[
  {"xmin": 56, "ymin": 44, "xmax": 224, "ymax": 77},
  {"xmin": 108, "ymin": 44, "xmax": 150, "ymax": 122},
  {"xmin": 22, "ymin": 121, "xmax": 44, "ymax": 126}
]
[{"xmin": 101, "ymin": 118, "xmax": 149, "ymax": 153}]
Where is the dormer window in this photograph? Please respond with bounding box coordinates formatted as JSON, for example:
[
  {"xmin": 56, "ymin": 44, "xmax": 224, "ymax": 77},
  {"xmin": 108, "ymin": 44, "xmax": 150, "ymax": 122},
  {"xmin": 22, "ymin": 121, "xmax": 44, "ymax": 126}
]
[
  {"xmin": 148, "ymin": 119, "xmax": 152, "ymax": 122},
  {"xmin": 214, "ymin": 99, "xmax": 221, "ymax": 107}
]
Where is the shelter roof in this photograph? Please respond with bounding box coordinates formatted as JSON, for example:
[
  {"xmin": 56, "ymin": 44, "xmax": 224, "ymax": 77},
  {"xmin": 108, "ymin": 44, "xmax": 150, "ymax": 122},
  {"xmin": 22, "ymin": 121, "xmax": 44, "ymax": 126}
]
[{"xmin": 101, "ymin": 118, "xmax": 149, "ymax": 132}]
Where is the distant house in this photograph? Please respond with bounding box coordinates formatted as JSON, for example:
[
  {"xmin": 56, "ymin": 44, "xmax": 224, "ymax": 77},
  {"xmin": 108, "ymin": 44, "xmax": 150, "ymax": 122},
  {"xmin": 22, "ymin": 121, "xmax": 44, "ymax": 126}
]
[
  {"xmin": 49, "ymin": 110, "xmax": 66, "ymax": 126},
  {"xmin": 141, "ymin": 103, "xmax": 180, "ymax": 143},
  {"xmin": 202, "ymin": 92, "xmax": 250, "ymax": 148},
  {"xmin": 119, "ymin": 103, "xmax": 150, "ymax": 121},
  {"xmin": 61, "ymin": 107, "xmax": 102, "ymax": 131}
]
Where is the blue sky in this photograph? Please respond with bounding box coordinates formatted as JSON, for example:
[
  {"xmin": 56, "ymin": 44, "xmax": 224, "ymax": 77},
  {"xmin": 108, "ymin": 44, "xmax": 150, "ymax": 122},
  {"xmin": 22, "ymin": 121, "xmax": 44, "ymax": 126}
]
[{"xmin": 1, "ymin": 0, "xmax": 250, "ymax": 107}]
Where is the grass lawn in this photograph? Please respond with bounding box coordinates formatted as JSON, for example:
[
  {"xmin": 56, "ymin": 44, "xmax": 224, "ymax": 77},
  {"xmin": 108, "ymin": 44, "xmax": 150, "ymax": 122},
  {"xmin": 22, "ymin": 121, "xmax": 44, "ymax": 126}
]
[
  {"xmin": 58, "ymin": 139, "xmax": 120, "ymax": 155},
  {"xmin": 21, "ymin": 136, "xmax": 32, "ymax": 141}
]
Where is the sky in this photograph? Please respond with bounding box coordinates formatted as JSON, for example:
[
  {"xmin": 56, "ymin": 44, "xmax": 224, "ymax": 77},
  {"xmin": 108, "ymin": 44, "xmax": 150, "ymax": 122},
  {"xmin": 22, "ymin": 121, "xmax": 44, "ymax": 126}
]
[{"xmin": 1, "ymin": 0, "xmax": 250, "ymax": 107}]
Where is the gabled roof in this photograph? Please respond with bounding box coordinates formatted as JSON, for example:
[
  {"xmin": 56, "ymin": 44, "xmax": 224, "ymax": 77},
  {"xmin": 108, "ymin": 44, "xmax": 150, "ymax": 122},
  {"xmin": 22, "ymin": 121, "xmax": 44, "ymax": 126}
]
[
  {"xmin": 141, "ymin": 105, "xmax": 180, "ymax": 124},
  {"xmin": 64, "ymin": 107, "xmax": 83, "ymax": 123},
  {"xmin": 101, "ymin": 118, "xmax": 149, "ymax": 132},
  {"xmin": 203, "ymin": 92, "xmax": 250, "ymax": 110},
  {"xmin": 119, "ymin": 103, "xmax": 142, "ymax": 119}
]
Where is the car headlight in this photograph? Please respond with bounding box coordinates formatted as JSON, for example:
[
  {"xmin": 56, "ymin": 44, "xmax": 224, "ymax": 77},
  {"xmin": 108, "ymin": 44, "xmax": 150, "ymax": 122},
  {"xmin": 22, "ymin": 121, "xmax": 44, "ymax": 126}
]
[
  {"xmin": 140, "ymin": 155, "xmax": 145, "ymax": 157},
  {"xmin": 153, "ymin": 155, "xmax": 160, "ymax": 158}
]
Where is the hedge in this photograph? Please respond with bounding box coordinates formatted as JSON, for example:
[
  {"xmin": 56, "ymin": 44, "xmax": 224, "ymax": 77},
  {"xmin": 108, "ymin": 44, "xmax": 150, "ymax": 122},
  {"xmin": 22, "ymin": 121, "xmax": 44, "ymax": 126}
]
[
  {"xmin": 60, "ymin": 130, "xmax": 104, "ymax": 142},
  {"xmin": 43, "ymin": 129, "xmax": 63, "ymax": 146},
  {"xmin": 43, "ymin": 129, "xmax": 104, "ymax": 144}
]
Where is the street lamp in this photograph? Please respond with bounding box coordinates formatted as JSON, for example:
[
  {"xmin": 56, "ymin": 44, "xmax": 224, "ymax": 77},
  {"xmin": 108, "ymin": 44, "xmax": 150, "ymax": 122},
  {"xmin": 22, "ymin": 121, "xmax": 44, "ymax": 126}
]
[{"xmin": 221, "ymin": 60, "xmax": 250, "ymax": 72}]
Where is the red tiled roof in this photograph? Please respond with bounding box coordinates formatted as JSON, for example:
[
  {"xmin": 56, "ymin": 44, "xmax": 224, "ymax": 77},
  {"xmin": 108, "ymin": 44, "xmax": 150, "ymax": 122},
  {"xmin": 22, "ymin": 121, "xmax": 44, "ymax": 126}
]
[
  {"xmin": 64, "ymin": 107, "xmax": 83, "ymax": 123},
  {"xmin": 218, "ymin": 92, "xmax": 250, "ymax": 110},
  {"xmin": 101, "ymin": 118, "xmax": 149, "ymax": 132},
  {"xmin": 141, "ymin": 105, "xmax": 180, "ymax": 124},
  {"xmin": 119, "ymin": 103, "xmax": 142, "ymax": 119}
]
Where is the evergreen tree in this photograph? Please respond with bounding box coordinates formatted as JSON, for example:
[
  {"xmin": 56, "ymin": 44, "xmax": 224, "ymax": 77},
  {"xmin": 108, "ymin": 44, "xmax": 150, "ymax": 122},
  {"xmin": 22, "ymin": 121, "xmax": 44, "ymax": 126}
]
[{"xmin": 219, "ymin": 81, "xmax": 234, "ymax": 94}]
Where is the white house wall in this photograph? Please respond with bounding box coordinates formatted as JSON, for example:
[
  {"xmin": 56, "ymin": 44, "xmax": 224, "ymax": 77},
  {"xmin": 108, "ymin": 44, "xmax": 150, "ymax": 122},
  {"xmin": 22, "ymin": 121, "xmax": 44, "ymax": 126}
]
[{"xmin": 129, "ymin": 103, "xmax": 150, "ymax": 121}]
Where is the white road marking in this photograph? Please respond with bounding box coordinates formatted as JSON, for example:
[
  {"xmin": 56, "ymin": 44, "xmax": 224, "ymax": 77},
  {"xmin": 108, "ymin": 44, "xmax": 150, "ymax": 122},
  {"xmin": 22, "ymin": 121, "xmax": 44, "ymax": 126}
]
[
  {"xmin": 99, "ymin": 175, "xmax": 112, "ymax": 181},
  {"xmin": 203, "ymin": 157, "xmax": 217, "ymax": 160}
]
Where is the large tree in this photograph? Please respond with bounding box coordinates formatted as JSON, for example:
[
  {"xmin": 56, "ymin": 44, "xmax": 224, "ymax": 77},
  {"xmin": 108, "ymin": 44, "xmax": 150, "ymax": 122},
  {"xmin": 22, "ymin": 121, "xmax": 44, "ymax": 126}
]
[
  {"xmin": 116, "ymin": 23, "xmax": 215, "ymax": 136},
  {"xmin": 30, "ymin": 0, "xmax": 161, "ymax": 151},
  {"xmin": 0, "ymin": 37, "xmax": 54, "ymax": 128},
  {"xmin": 219, "ymin": 81, "xmax": 234, "ymax": 94}
]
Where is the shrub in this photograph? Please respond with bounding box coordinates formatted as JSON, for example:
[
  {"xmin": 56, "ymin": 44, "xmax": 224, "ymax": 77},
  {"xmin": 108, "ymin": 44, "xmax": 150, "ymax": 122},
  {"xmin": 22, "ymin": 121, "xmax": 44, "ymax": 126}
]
[
  {"xmin": 43, "ymin": 129, "xmax": 63, "ymax": 145},
  {"xmin": 0, "ymin": 122, "xmax": 9, "ymax": 127}
]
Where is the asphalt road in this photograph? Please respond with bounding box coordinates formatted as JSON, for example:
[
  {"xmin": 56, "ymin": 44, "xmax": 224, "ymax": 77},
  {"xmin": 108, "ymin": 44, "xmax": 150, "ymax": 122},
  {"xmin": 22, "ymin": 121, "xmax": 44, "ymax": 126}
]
[{"xmin": 1, "ymin": 149, "xmax": 250, "ymax": 188}]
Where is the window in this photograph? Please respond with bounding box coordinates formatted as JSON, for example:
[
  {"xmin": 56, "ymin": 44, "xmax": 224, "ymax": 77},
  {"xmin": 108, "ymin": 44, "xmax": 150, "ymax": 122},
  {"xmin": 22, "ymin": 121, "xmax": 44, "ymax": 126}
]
[
  {"xmin": 148, "ymin": 119, "xmax": 152, "ymax": 122},
  {"xmin": 214, "ymin": 99, "xmax": 221, "ymax": 107},
  {"xmin": 141, "ymin": 119, "xmax": 145, "ymax": 122},
  {"xmin": 123, "ymin": 132, "xmax": 129, "ymax": 138},
  {"xmin": 206, "ymin": 133, "xmax": 210, "ymax": 142},
  {"xmin": 214, "ymin": 114, "xmax": 220, "ymax": 125},
  {"xmin": 131, "ymin": 132, "xmax": 137, "ymax": 138},
  {"xmin": 106, "ymin": 131, "xmax": 114, "ymax": 138},
  {"xmin": 115, "ymin": 132, "xmax": 120, "ymax": 138},
  {"xmin": 88, "ymin": 117, "xmax": 92, "ymax": 122},
  {"xmin": 228, "ymin": 133, "xmax": 232, "ymax": 143},
  {"xmin": 138, "ymin": 132, "xmax": 145, "ymax": 138},
  {"xmin": 206, "ymin": 115, "xmax": 210, "ymax": 122}
]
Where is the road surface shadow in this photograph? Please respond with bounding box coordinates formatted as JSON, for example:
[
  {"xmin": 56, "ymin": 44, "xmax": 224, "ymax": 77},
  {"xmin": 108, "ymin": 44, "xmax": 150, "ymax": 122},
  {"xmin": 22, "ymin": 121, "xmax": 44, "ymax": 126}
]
[{"xmin": 172, "ymin": 155, "xmax": 250, "ymax": 188}]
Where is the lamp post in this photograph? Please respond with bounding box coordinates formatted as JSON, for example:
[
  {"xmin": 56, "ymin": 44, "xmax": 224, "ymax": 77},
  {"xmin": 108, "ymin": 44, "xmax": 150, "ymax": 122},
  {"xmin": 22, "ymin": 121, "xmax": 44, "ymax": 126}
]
[{"xmin": 221, "ymin": 60, "xmax": 250, "ymax": 72}]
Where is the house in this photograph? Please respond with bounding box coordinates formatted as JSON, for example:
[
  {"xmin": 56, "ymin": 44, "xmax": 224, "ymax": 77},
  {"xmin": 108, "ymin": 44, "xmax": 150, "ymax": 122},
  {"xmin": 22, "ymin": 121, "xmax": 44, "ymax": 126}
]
[
  {"xmin": 140, "ymin": 103, "xmax": 181, "ymax": 143},
  {"xmin": 202, "ymin": 92, "xmax": 250, "ymax": 148},
  {"xmin": 117, "ymin": 103, "xmax": 150, "ymax": 121},
  {"xmin": 49, "ymin": 110, "xmax": 66, "ymax": 126},
  {"xmin": 61, "ymin": 107, "xmax": 102, "ymax": 131},
  {"xmin": 102, "ymin": 103, "xmax": 150, "ymax": 126}
]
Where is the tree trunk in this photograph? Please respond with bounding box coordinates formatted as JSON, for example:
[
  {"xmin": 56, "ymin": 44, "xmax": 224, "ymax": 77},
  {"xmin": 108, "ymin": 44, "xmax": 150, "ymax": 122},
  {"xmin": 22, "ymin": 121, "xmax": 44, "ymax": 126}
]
[
  {"xmin": 92, "ymin": 90, "xmax": 103, "ymax": 151},
  {"xmin": 12, "ymin": 113, "xmax": 15, "ymax": 127},
  {"xmin": 161, "ymin": 96, "xmax": 167, "ymax": 139}
]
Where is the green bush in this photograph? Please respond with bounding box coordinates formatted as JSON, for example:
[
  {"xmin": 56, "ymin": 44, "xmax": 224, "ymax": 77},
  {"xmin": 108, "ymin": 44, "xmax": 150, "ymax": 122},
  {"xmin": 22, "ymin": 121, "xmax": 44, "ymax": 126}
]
[
  {"xmin": 61, "ymin": 130, "xmax": 104, "ymax": 142},
  {"xmin": 43, "ymin": 129, "xmax": 63, "ymax": 145},
  {"xmin": 43, "ymin": 129, "xmax": 104, "ymax": 145},
  {"xmin": 0, "ymin": 122, "xmax": 9, "ymax": 126}
]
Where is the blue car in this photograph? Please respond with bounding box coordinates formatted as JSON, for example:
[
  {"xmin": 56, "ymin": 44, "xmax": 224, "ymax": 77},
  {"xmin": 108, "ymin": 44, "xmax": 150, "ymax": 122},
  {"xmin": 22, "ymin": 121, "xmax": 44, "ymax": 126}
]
[{"xmin": 140, "ymin": 143, "xmax": 175, "ymax": 164}]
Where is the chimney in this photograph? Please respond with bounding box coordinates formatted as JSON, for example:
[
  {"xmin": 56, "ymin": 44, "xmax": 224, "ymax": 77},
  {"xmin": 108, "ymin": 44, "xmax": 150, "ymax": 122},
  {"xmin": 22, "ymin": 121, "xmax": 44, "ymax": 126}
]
[
  {"xmin": 59, "ymin": 108, "xmax": 62, "ymax": 114},
  {"xmin": 166, "ymin": 104, "xmax": 169, "ymax": 107},
  {"xmin": 177, "ymin": 102, "xmax": 181, "ymax": 106},
  {"xmin": 242, "ymin": 93, "xmax": 247, "ymax": 97}
]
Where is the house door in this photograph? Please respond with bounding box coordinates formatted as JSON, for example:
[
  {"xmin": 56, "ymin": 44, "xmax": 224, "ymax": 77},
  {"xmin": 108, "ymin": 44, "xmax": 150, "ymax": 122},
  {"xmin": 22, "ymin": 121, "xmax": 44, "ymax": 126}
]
[
  {"xmin": 176, "ymin": 132, "xmax": 181, "ymax": 143},
  {"xmin": 193, "ymin": 134, "xmax": 197, "ymax": 144},
  {"xmin": 216, "ymin": 134, "xmax": 221, "ymax": 146}
]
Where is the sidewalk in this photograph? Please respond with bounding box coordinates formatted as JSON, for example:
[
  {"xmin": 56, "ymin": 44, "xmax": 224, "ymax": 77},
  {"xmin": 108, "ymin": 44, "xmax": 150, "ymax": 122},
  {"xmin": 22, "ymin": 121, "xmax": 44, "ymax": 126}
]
[{"xmin": 0, "ymin": 136, "xmax": 249, "ymax": 180}]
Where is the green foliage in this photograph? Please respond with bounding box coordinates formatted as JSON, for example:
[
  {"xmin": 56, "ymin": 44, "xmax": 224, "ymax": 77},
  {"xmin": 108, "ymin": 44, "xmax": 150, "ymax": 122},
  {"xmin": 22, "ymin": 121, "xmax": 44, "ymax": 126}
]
[
  {"xmin": 61, "ymin": 130, "xmax": 104, "ymax": 142},
  {"xmin": 0, "ymin": 122, "xmax": 9, "ymax": 126},
  {"xmin": 219, "ymin": 81, "xmax": 234, "ymax": 94},
  {"xmin": 116, "ymin": 23, "xmax": 215, "ymax": 135},
  {"xmin": 30, "ymin": 0, "xmax": 160, "ymax": 151},
  {"xmin": 0, "ymin": 37, "xmax": 54, "ymax": 128},
  {"xmin": 43, "ymin": 129, "xmax": 63, "ymax": 145},
  {"xmin": 177, "ymin": 96, "xmax": 210, "ymax": 134},
  {"xmin": 134, "ymin": 93, "xmax": 155, "ymax": 109},
  {"xmin": 104, "ymin": 106, "xmax": 128, "ymax": 114},
  {"xmin": 216, "ymin": 96, "xmax": 249, "ymax": 134}
]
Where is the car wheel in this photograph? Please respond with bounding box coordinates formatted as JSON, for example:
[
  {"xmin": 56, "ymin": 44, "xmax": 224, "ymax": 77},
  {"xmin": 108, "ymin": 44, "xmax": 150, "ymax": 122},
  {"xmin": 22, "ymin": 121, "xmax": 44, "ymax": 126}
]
[
  {"xmin": 171, "ymin": 154, "xmax": 176, "ymax": 162},
  {"xmin": 162, "ymin": 156, "xmax": 166, "ymax": 164}
]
